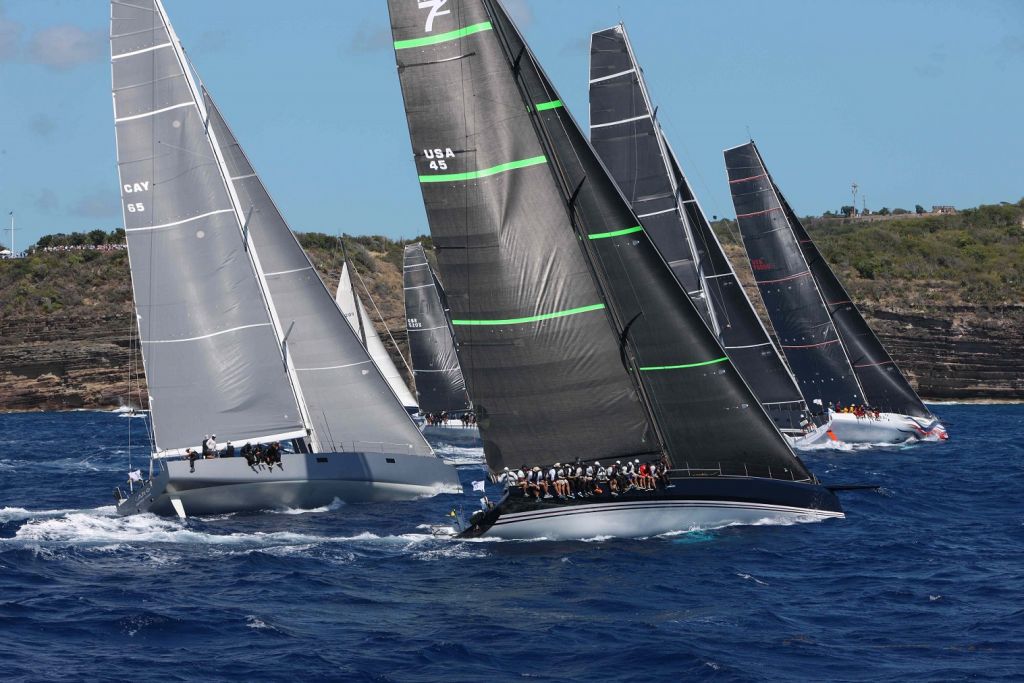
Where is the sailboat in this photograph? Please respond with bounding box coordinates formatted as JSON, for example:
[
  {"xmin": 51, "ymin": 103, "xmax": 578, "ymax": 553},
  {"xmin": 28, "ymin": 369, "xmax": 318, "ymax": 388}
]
[
  {"xmin": 387, "ymin": 0, "xmax": 843, "ymax": 539},
  {"xmin": 724, "ymin": 141, "xmax": 948, "ymax": 443},
  {"xmin": 588, "ymin": 24, "xmax": 830, "ymax": 447},
  {"xmin": 403, "ymin": 244, "xmax": 480, "ymax": 446},
  {"xmin": 334, "ymin": 259, "xmax": 419, "ymax": 412},
  {"xmin": 109, "ymin": 0, "xmax": 459, "ymax": 517}
]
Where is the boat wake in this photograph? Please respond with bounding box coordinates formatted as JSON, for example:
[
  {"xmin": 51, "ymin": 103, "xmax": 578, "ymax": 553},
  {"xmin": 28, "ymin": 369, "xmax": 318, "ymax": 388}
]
[
  {"xmin": 0, "ymin": 506, "xmax": 490, "ymax": 562},
  {"xmin": 433, "ymin": 443, "xmax": 485, "ymax": 467}
]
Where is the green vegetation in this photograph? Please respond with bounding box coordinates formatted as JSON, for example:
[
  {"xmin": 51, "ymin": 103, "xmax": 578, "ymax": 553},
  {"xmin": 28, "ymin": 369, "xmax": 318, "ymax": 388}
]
[
  {"xmin": 35, "ymin": 229, "xmax": 125, "ymax": 248},
  {"xmin": 803, "ymin": 200, "xmax": 1024, "ymax": 304},
  {"xmin": 713, "ymin": 200, "xmax": 1024, "ymax": 305}
]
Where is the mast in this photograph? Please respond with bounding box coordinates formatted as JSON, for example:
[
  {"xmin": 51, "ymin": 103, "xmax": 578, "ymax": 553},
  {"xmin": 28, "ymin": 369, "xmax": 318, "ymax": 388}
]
[{"xmin": 153, "ymin": 0, "xmax": 317, "ymax": 449}]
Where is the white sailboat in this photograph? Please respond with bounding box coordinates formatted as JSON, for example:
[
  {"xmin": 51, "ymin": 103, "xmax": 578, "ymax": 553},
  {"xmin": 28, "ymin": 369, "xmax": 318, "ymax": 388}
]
[
  {"xmin": 335, "ymin": 261, "xmax": 419, "ymax": 412},
  {"xmin": 109, "ymin": 0, "xmax": 459, "ymax": 517}
]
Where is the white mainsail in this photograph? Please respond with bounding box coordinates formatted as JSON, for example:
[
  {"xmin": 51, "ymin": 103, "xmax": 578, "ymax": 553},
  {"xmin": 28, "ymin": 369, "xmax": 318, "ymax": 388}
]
[{"xmin": 335, "ymin": 263, "xmax": 418, "ymax": 410}]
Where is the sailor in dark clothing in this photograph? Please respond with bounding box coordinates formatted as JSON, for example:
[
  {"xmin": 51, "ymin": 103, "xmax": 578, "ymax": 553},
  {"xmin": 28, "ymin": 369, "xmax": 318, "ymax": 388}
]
[
  {"xmin": 225, "ymin": 441, "xmax": 234, "ymax": 458},
  {"xmin": 201, "ymin": 435, "xmax": 211, "ymax": 458},
  {"xmin": 186, "ymin": 448, "xmax": 198, "ymax": 473},
  {"xmin": 267, "ymin": 442, "xmax": 282, "ymax": 468},
  {"xmin": 254, "ymin": 443, "xmax": 266, "ymax": 467},
  {"xmin": 241, "ymin": 442, "xmax": 256, "ymax": 467}
]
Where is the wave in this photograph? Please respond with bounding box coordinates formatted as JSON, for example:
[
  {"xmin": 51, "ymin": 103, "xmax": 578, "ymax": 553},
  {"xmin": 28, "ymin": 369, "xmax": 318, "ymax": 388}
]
[{"xmin": 0, "ymin": 505, "xmax": 84, "ymax": 523}]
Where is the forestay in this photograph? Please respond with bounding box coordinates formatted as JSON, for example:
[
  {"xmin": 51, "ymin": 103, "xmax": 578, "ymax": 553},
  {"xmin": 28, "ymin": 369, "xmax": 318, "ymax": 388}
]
[
  {"xmin": 336, "ymin": 263, "xmax": 419, "ymax": 410},
  {"xmin": 725, "ymin": 142, "xmax": 864, "ymax": 409},
  {"xmin": 389, "ymin": 0, "xmax": 810, "ymax": 480},
  {"xmin": 111, "ymin": 0, "xmax": 305, "ymax": 453},
  {"xmin": 589, "ymin": 25, "xmax": 812, "ymax": 434},
  {"xmin": 203, "ymin": 92, "xmax": 433, "ymax": 456},
  {"xmin": 402, "ymin": 245, "xmax": 471, "ymax": 414}
]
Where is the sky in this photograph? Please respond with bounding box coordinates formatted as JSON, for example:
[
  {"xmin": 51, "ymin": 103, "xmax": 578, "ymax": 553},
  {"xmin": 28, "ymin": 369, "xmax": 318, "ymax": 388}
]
[{"xmin": 0, "ymin": 0, "xmax": 1021, "ymax": 249}]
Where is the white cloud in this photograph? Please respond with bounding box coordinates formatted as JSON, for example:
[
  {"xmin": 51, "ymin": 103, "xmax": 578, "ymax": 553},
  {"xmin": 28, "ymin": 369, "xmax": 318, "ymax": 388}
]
[
  {"xmin": 27, "ymin": 25, "xmax": 104, "ymax": 70},
  {"xmin": 0, "ymin": 11, "xmax": 21, "ymax": 61}
]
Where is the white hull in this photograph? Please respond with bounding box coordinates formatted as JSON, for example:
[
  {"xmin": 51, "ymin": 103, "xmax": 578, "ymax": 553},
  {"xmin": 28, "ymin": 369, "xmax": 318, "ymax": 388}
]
[
  {"xmin": 481, "ymin": 498, "xmax": 844, "ymax": 541},
  {"xmin": 827, "ymin": 411, "xmax": 947, "ymax": 444}
]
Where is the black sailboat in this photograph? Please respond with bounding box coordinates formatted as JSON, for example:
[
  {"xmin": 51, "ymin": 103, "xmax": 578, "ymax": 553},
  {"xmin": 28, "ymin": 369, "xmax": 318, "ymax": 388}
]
[
  {"xmin": 403, "ymin": 243, "xmax": 480, "ymax": 445},
  {"xmin": 403, "ymin": 243, "xmax": 472, "ymax": 413},
  {"xmin": 588, "ymin": 24, "xmax": 821, "ymax": 440},
  {"xmin": 724, "ymin": 141, "xmax": 947, "ymax": 443},
  {"xmin": 387, "ymin": 0, "xmax": 843, "ymax": 539}
]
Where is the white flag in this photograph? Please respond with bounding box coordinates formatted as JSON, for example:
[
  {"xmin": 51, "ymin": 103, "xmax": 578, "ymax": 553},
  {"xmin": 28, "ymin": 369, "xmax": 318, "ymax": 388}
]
[
  {"xmin": 471, "ymin": 480, "xmax": 485, "ymax": 492},
  {"xmin": 128, "ymin": 469, "xmax": 143, "ymax": 482}
]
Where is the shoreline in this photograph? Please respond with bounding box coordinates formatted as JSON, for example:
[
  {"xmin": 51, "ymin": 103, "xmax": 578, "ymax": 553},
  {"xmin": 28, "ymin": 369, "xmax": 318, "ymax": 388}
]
[{"xmin": 1, "ymin": 399, "xmax": 1022, "ymax": 415}]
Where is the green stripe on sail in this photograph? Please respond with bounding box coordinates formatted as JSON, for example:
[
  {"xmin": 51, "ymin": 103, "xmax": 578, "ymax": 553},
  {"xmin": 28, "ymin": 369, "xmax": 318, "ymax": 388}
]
[
  {"xmin": 640, "ymin": 357, "xmax": 730, "ymax": 371},
  {"xmin": 419, "ymin": 155, "xmax": 547, "ymax": 183},
  {"xmin": 588, "ymin": 225, "xmax": 644, "ymax": 240},
  {"xmin": 535, "ymin": 99, "xmax": 564, "ymax": 111},
  {"xmin": 452, "ymin": 303, "xmax": 605, "ymax": 326},
  {"xmin": 393, "ymin": 22, "xmax": 493, "ymax": 50}
]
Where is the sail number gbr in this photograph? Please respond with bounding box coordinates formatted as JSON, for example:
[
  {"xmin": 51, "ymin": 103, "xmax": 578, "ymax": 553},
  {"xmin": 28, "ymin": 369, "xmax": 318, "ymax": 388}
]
[{"xmin": 424, "ymin": 147, "xmax": 455, "ymax": 171}]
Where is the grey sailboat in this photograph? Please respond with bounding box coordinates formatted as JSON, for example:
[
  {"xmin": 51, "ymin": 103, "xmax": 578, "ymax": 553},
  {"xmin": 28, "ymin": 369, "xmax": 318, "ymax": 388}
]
[{"xmin": 110, "ymin": 0, "xmax": 459, "ymax": 517}]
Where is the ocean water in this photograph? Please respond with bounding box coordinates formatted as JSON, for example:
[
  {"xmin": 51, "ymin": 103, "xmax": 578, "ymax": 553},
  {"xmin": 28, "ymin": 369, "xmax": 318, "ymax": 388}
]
[{"xmin": 0, "ymin": 405, "xmax": 1021, "ymax": 681}]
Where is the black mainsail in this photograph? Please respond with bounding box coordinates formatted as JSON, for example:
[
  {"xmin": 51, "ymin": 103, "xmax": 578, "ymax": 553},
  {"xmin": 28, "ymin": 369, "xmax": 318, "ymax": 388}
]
[
  {"xmin": 725, "ymin": 142, "xmax": 865, "ymax": 409},
  {"xmin": 589, "ymin": 24, "xmax": 813, "ymax": 434},
  {"xmin": 728, "ymin": 142, "xmax": 932, "ymax": 418},
  {"xmin": 388, "ymin": 0, "xmax": 810, "ymax": 480},
  {"xmin": 403, "ymin": 243, "xmax": 472, "ymax": 413}
]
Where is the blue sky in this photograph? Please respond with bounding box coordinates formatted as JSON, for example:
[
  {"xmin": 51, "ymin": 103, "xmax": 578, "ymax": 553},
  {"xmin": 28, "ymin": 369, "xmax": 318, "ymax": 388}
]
[{"xmin": 0, "ymin": 0, "xmax": 1021, "ymax": 249}]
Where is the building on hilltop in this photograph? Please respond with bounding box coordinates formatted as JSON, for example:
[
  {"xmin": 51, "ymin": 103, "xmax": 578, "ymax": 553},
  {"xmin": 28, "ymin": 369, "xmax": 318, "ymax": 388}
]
[{"xmin": 932, "ymin": 205, "xmax": 957, "ymax": 215}]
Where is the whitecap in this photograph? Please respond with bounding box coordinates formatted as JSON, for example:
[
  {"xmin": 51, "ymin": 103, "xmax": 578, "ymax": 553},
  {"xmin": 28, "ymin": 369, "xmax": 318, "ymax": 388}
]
[{"xmin": 736, "ymin": 572, "xmax": 769, "ymax": 586}]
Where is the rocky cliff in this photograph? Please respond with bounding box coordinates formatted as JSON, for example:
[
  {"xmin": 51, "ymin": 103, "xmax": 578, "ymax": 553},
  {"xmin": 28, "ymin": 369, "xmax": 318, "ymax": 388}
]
[{"xmin": 1, "ymin": 205, "xmax": 1021, "ymax": 411}]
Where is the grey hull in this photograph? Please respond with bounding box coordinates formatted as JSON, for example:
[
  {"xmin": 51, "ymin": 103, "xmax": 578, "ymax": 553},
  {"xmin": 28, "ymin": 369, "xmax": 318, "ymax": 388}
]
[{"xmin": 117, "ymin": 451, "xmax": 461, "ymax": 517}]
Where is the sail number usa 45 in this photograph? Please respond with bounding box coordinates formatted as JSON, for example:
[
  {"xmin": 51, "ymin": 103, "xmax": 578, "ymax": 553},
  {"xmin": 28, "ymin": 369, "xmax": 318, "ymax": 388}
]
[{"xmin": 424, "ymin": 147, "xmax": 455, "ymax": 171}]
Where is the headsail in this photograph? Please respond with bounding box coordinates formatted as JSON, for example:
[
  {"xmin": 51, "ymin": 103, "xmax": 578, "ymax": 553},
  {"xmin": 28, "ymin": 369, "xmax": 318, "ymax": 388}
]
[
  {"xmin": 202, "ymin": 91, "xmax": 433, "ymax": 456},
  {"xmin": 336, "ymin": 262, "xmax": 419, "ymax": 410},
  {"xmin": 772, "ymin": 158, "xmax": 932, "ymax": 417},
  {"xmin": 402, "ymin": 244, "xmax": 471, "ymax": 414},
  {"xmin": 725, "ymin": 142, "xmax": 864, "ymax": 409},
  {"xmin": 388, "ymin": 0, "xmax": 810, "ymax": 480},
  {"xmin": 110, "ymin": 0, "xmax": 306, "ymax": 453},
  {"xmin": 589, "ymin": 25, "xmax": 813, "ymax": 434}
]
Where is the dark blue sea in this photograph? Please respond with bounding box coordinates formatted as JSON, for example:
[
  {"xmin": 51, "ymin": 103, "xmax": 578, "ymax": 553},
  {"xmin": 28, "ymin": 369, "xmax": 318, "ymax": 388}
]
[{"xmin": 0, "ymin": 405, "xmax": 1021, "ymax": 681}]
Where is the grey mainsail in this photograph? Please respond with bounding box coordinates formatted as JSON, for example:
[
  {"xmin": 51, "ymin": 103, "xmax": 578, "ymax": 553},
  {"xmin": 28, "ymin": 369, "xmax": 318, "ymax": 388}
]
[
  {"xmin": 725, "ymin": 141, "xmax": 865, "ymax": 409},
  {"xmin": 402, "ymin": 244, "xmax": 471, "ymax": 414},
  {"xmin": 589, "ymin": 24, "xmax": 813, "ymax": 434},
  {"xmin": 388, "ymin": 0, "xmax": 810, "ymax": 479},
  {"xmin": 203, "ymin": 91, "xmax": 434, "ymax": 456},
  {"xmin": 111, "ymin": 0, "xmax": 306, "ymax": 453},
  {"xmin": 335, "ymin": 262, "xmax": 419, "ymax": 411}
]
